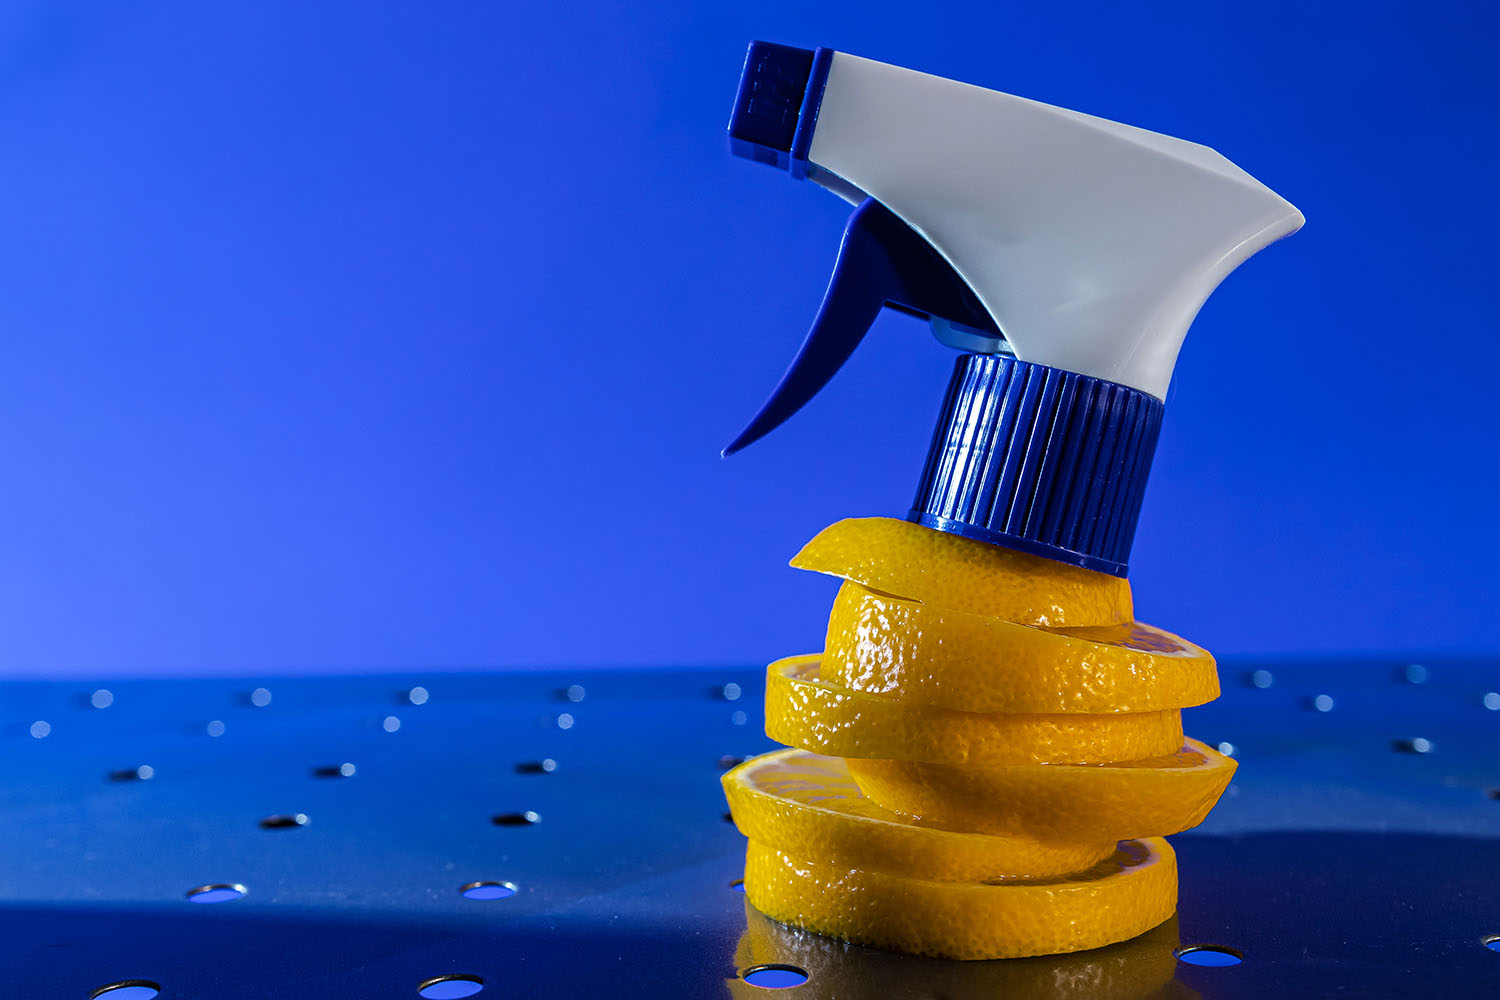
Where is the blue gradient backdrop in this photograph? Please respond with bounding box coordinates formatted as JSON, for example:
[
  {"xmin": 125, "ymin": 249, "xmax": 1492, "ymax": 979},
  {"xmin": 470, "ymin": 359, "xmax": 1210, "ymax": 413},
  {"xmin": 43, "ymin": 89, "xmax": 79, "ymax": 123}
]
[{"xmin": 0, "ymin": 2, "xmax": 1494, "ymax": 678}]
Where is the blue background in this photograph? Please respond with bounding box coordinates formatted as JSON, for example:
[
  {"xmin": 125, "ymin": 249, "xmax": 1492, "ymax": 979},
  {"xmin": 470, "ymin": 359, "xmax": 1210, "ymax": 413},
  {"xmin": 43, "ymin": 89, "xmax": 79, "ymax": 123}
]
[{"xmin": 0, "ymin": 1, "xmax": 1494, "ymax": 679}]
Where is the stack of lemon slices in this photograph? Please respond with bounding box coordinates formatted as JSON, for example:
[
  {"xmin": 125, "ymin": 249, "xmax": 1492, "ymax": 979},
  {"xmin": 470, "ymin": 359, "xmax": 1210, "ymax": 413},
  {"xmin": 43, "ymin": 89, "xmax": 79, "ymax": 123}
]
[{"xmin": 722, "ymin": 517, "xmax": 1235, "ymax": 961}]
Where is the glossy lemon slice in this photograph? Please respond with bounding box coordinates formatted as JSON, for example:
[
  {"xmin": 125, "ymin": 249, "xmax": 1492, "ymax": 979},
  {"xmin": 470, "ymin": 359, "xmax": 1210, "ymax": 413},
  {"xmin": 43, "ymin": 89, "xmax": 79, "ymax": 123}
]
[
  {"xmin": 790, "ymin": 517, "xmax": 1132, "ymax": 627},
  {"xmin": 743, "ymin": 837, "xmax": 1177, "ymax": 961},
  {"xmin": 824, "ymin": 581, "xmax": 1219, "ymax": 714},
  {"xmin": 846, "ymin": 738, "xmax": 1236, "ymax": 841},
  {"xmin": 765, "ymin": 655, "xmax": 1184, "ymax": 766},
  {"xmin": 722, "ymin": 748, "xmax": 1116, "ymax": 881}
]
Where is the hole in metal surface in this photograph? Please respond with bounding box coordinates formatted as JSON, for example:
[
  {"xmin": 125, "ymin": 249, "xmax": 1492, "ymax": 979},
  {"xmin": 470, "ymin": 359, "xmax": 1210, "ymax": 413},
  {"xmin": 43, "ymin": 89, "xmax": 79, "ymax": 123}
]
[
  {"xmin": 187, "ymin": 883, "xmax": 246, "ymax": 903},
  {"xmin": 1393, "ymin": 737, "xmax": 1434, "ymax": 754},
  {"xmin": 109, "ymin": 765, "xmax": 155, "ymax": 782},
  {"xmin": 90, "ymin": 689, "xmax": 115, "ymax": 709},
  {"xmin": 492, "ymin": 810, "xmax": 541, "ymax": 827},
  {"xmin": 418, "ymin": 975, "xmax": 484, "ymax": 999},
  {"xmin": 741, "ymin": 965, "xmax": 808, "ymax": 989},
  {"xmin": 313, "ymin": 763, "xmax": 357, "ymax": 778},
  {"xmin": 1484, "ymin": 935, "xmax": 1500, "ymax": 951},
  {"xmin": 259, "ymin": 813, "xmax": 309, "ymax": 830},
  {"xmin": 460, "ymin": 880, "xmax": 517, "ymax": 900},
  {"xmin": 90, "ymin": 982, "xmax": 161, "ymax": 999},
  {"xmin": 1176, "ymin": 945, "xmax": 1243, "ymax": 967},
  {"xmin": 514, "ymin": 759, "xmax": 557, "ymax": 775}
]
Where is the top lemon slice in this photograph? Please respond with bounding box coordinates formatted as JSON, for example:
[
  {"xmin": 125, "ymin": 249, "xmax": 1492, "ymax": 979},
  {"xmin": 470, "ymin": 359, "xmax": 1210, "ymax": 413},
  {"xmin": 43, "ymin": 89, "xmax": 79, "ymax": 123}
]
[
  {"xmin": 825, "ymin": 581, "xmax": 1219, "ymax": 714},
  {"xmin": 791, "ymin": 517, "xmax": 1132, "ymax": 627},
  {"xmin": 722, "ymin": 748, "xmax": 1116, "ymax": 882}
]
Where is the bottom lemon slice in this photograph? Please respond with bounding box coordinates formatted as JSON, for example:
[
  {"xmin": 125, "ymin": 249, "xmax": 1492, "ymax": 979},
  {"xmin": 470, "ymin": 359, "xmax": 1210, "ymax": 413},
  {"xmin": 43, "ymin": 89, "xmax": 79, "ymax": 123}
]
[
  {"xmin": 847, "ymin": 739, "xmax": 1236, "ymax": 841},
  {"xmin": 766, "ymin": 654, "xmax": 1184, "ymax": 766},
  {"xmin": 743, "ymin": 837, "xmax": 1177, "ymax": 961},
  {"xmin": 723, "ymin": 748, "xmax": 1115, "ymax": 881}
]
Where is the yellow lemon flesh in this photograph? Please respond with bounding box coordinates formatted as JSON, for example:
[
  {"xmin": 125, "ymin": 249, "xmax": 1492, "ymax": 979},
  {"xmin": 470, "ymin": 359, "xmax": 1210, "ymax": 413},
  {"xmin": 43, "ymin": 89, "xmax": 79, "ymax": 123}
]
[
  {"xmin": 825, "ymin": 580, "xmax": 1219, "ymax": 714},
  {"xmin": 722, "ymin": 748, "xmax": 1116, "ymax": 881},
  {"xmin": 790, "ymin": 517, "xmax": 1133, "ymax": 627},
  {"xmin": 743, "ymin": 837, "xmax": 1178, "ymax": 961},
  {"xmin": 766, "ymin": 654, "xmax": 1184, "ymax": 766},
  {"xmin": 846, "ymin": 739, "xmax": 1236, "ymax": 842}
]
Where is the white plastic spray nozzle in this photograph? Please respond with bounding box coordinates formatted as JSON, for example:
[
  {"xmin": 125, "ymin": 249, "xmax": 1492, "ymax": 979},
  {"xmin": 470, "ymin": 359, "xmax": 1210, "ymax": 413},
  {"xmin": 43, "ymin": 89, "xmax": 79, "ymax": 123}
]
[
  {"xmin": 724, "ymin": 43, "xmax": 1303, "ymax": 455},
  {"xmin": 723, "ymin": 43, "xmax": 1302, "ymax": 577}
]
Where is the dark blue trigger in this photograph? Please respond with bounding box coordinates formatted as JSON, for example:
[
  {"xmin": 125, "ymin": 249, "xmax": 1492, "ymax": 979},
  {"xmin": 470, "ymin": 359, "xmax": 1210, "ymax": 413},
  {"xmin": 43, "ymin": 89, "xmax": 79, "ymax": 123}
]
[{"xmin": 723, "ymin": 198, "xmax": 1001, "ymax": 457}]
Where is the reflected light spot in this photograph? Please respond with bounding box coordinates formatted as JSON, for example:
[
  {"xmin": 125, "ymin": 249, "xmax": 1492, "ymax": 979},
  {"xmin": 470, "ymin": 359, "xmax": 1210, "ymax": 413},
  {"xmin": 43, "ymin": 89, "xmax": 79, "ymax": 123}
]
[
  {"xmin": 460, "ymin": 881, "xmax": 517, "ymax": 900},
  {"xmin": 187, "ymin": 883, "xmax": 246, "ymax": 903},
  {"xmin": 418, "ymin": 975, "xmax": 484, "ymax": 998}
]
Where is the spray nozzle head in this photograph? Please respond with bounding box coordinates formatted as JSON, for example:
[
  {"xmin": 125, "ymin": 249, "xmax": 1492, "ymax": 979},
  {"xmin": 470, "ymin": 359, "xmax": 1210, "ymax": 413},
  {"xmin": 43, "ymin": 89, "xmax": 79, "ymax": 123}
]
[{"xmin": 724, "ymin": 42, "xmax": 1302, "ymax": 575}]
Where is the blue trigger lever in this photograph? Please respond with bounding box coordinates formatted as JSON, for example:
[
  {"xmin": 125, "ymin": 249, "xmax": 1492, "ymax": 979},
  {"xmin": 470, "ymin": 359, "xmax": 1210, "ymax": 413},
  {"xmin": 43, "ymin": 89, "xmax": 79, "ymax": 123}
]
[{"xmin": 722, "ymin": 198, "xmax": 1003, "ymax": 457}]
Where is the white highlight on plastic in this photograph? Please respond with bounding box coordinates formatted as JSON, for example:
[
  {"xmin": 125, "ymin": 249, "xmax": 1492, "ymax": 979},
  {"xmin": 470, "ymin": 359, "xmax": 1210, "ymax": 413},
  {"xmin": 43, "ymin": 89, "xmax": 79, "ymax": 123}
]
[
  {"xmin": 806, "ymin": 52, "xmax": 1304, "ymax": 399},
  {"xmin": 1484, "ymin": 692, "xmax": 1500, "ymax": 711},
  {"xmin": 250, "ymin": 687, "xmax": 272, "ymax": 707},
  {"xmin": 29, "ymin": 720, "xmax": 51, "ymax": 739},
  {"xmin": 90, "ymin": 689, "xmax": 114, "ymax": 709}
]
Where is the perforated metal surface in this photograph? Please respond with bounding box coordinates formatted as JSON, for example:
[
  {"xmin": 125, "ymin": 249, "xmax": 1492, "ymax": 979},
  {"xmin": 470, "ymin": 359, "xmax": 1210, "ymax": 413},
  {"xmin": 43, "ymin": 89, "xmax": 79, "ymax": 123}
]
[{"xmin": 2, "ymin": 660, "xmax": 1497, "ymax": 997}]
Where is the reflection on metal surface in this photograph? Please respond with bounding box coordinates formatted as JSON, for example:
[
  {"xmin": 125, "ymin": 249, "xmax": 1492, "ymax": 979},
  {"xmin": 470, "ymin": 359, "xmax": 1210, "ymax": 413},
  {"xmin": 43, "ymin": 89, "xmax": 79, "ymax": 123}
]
[
  {"xmin": 727, "ymin": 902, "xmax": 1194, "ymax": 999},
  {"xmin": 460, "ymin": 881, "xmax": 517, "ymax": 901},
  {"xmin": 186, "ymin": 883, "xmax": 247, "ymax": 903}
]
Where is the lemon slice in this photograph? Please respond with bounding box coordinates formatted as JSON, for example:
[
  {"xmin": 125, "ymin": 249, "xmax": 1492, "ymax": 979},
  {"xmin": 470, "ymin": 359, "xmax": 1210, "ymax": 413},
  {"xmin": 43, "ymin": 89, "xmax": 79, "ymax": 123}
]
[
  {"xmin": 743, "ymin": 837, "xmax": 1177, "ymax": 961},
  {"xmin": 730, "ymin": 903, "xmax": 1184, "ymax": 1000},
  {"xmin": 825, "ymin": 581, "xmax": 1219, "ymax": 714},
  {"xmin": 722, "ymin": 748, "xmax": 1116, "ymax": 881},
  {"xmin": 846, "ymin": 738, "xmax": 1236, "ymax": 841},
  {"xmin": 765, "ymin": 655, "xmax": 1184, "ymax": 766},
  {"xmin": 790, "ymin": 517, "xmax": 1132, "ymax": 627}
]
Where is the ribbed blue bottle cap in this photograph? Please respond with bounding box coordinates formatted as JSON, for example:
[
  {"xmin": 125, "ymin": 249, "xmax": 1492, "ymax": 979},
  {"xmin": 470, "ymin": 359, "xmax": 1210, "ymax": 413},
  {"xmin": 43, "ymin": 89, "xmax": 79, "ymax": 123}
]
[{"xmin": 910, "ymin": 354, "xmax": 1164, "ymax": 578}]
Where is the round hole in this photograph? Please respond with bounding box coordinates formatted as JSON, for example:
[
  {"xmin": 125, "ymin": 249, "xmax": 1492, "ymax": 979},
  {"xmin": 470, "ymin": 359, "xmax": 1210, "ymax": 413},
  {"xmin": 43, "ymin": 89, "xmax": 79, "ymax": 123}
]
[
  {"xmin": 564, "ymin": 684, "xmax": 586, "ymax": 703},
  {"xmin": 1248, "ymin": 670, "xmax": 1273, "ymax": 689},
  {"xmin": 460, "ymin": 881, "xmax": 517, "ymax": 900},
  {"xmin": 313, "ymin": 763, "xmax": 356, "ymax": 778},
  {"xmin": 741, "ymin": 964, "xmax": 808, "ymax": 989},
  {"xmin": 249, "ymin": 687, "xmax": 272, "ymax": 707},
  {"xmin": 90, "ymin": 981, "xmax": 161, "ymax": 999},
  {"xmin": 492, "ymin": 810, "xmax": 541, "ymax": 827},
  {"xmin": 206, "ymin": 720, "xmax": 226, "ymax": 737},
  {"xmin": 408, "ymin": 686, "xmax": 430, "ymax": 705},
  {"xmin": 187, "ymin": 883, "xmax": 246, "ymax": 903},
  {"xmin": 514, "ymin": 759, "xmax": 556, "ymax": 775},
  {"xmin": 383, "ymin": 715, "xmax": 402, "ymax": 733},
  {"xmin": 722, "ymin": 682, "xmax": 743, "ymax": 702},
  {"xmin": 90, "ymin": 689, "xmax": 115, "ymax": 709},
  {"xmin": 30, "ymin": 720, "xmax": 51, "ymax": 739},
  {"xmin": 109, "ymin": 765, "xmax": 155, "ymax": 782},
  {"xmin": 259, "ymin": 813, "xmax": 309, "ymax": 830},
  {"xmin": 417, "ymin": 974, "xmax": 484, "ymax": 998},
  {"xmin": 1176, "ymin": 945, "xmax": 1243, "ymax": 967}
]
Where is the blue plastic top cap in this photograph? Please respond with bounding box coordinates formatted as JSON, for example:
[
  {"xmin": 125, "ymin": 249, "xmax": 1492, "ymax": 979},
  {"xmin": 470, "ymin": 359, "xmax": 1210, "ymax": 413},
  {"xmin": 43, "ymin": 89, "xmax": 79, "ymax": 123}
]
[
  {"xmin": 911, "ymin": 354, "xmax": 1164, "ymax": 578},
  {"xmin": 728, "ymin": 42, "xmax": 833, "ymax": 179}
]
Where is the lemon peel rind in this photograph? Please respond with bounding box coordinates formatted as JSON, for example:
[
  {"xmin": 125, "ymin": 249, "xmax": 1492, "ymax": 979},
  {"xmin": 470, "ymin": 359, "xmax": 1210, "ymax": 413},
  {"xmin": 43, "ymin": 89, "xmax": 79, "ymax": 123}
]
[
  {"xmin": 766, "ymin": 654, "xmax": 1185, "ymax": 766},
  {"xmin": 789, "ymin": 516, "xmax": 1132, "ymax": 627},
  {"xmin": 743, "ymin": 837, "xmax": 1178, "ymax": 961},
  {"xmin": 723, "ymin": 748, "xmax": 1117, "ymax": 881},
  {"xmin": 825, "ymin": 581, "xmax": 1220, "ymax": 715},
  {"xmin": 846, "ymin": 738, "xmax": 1236, "ymax": 841}
]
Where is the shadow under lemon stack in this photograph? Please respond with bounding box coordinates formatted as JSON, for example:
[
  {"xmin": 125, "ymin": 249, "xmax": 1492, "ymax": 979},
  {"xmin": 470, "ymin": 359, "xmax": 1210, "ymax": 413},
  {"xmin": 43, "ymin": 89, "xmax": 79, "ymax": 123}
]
[{"xmin": 722, "ymin": 517, "xmax": 1235, "ymax": 961}]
